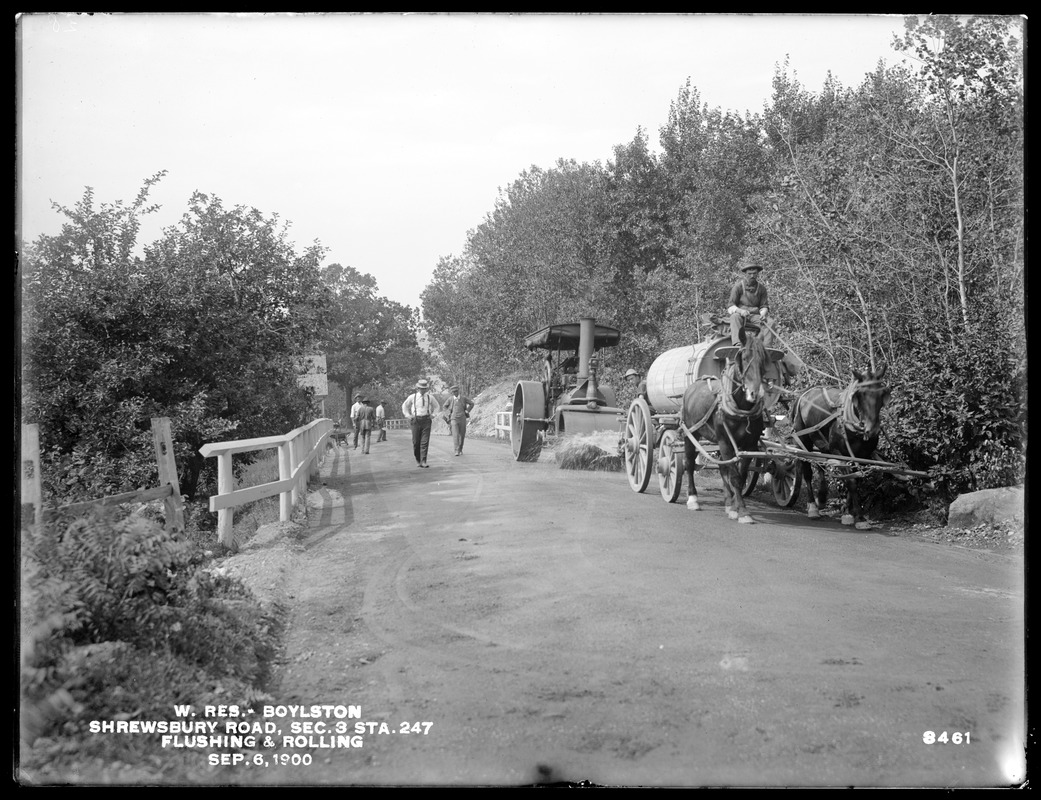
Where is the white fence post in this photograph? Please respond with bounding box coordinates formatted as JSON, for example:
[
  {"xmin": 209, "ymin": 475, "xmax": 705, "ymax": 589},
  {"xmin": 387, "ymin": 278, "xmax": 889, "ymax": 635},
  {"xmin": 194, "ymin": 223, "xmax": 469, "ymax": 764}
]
[
  {"xmin": 150, "ymin": 417, "xmax": 185, "ymax": 535},
  {"xmin": 20, "ymin": 424, "xmax": 42, "ymax": 532},
  {"xmin": 199, "ymin": 419, "xmax": 333, "ymax": 541},
  {"xmin": 279, "ymin": 441, "xmax": 293, "ymax": 522},
  {"xmin": 217, "ymin": 451, "xmax": 234, "ymax": 548}
]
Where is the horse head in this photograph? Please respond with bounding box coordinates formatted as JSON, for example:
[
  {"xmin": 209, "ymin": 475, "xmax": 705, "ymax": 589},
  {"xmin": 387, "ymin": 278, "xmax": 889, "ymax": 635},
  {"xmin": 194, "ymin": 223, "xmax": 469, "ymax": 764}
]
[
  {"xmin": 850, "ymin": 364, "xmax": 891, "ymax": 441},
  {"xmin": 733, "ymin": 328, "xmax": 768, "ymax": 405}
]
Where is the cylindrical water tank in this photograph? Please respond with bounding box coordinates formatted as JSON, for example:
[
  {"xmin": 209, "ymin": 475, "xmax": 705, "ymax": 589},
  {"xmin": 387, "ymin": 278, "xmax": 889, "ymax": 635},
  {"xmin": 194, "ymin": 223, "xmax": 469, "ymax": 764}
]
[{"xmin": 645, "ymin": 338, "xmax": 733, "ymax": 414}]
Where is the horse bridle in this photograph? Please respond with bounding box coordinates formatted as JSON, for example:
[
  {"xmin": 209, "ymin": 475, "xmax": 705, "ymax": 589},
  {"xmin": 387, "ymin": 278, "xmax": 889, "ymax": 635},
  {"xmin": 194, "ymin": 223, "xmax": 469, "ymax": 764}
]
[
  {"xmin": 841, "ymin": 378, "xmax": 887, "ymax": 438},
  {"xmin": 720, "ymin": 357, "xmax": 765, "ymax": 419},
  {"xmin": 793, "ymin": 377, "xmax": 887, "ymax": 461}
]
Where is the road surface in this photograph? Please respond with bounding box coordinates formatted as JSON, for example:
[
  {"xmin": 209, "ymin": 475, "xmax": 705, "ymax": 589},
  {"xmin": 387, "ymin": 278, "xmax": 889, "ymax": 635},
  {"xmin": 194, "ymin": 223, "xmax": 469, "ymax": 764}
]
[{"xmin": 230, "ymin": 432, "xmax": 1025, "ymax": 788}]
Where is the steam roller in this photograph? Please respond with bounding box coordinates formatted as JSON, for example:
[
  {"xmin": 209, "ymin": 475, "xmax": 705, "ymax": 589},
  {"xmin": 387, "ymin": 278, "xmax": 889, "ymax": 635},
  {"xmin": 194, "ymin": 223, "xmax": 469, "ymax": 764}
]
[{"xmin": 511, "ymin": 317, "xmax": 624, "ymax": 462}]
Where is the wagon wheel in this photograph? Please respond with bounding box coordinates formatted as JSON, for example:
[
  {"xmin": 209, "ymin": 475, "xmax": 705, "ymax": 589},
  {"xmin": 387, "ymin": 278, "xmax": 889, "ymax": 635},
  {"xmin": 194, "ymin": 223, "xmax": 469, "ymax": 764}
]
[
  {"xmin": 770, "ymin": 456, "xmax": 803, "ymax": 507},
  {"xmin": 511, "ymin": 381, "xmax": 545, "ymax": 462},
  {"xmin": 656, "ymin": 428, "xmax": 684, "ymax": 503},
  {"xmin": 738, "ymin": 457, "xmax": 762, "ymax": 497},
  {"xmin": 624, "ymin": 398, "xmax": 654, "ymax": 493}
]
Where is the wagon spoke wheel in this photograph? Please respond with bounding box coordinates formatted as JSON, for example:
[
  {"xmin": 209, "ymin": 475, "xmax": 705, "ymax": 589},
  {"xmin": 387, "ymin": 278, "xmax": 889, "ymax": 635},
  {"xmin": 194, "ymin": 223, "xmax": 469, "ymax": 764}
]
[
  {"xmin": 770, "ymin": 456, "xmax": 803, "ymax": 507},
  {"xmin": 511, "ymin": 381, "xmax": 545, "ymax": 462},
  {"xmin": 657, "ymin": 429, "xmax": 684, "ymax": 503},
  {"xmin": 624, "ymin": 398, "xmax": 654, "ymax": 493},
  {"xmin": 739, "ymin": 457, "xmax": 762, "ymax": 497}
]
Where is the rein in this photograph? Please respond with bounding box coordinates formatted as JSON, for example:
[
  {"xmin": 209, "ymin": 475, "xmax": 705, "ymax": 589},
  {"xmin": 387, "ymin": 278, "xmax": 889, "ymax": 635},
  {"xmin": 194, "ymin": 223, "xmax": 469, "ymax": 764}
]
[
  {"xmin": 793, "ymin": 378, "xmax": 887, "ymax": 457},
  {"xmin": 841, "ymin": 379, "xmax": 885, "ymax": 436},
  {"xmin": 719, "ymin": 356, "xmax": 764, "ymax": 419},
  {"xmin": 686, "ymin": 347, "xmax": 766, "ymax": 448}
]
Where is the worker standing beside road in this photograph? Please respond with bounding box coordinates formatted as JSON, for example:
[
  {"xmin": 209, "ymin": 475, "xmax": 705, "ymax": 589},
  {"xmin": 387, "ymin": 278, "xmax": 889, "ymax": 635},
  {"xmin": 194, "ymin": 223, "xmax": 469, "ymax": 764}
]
[
  {"xmin": 375, "ymin": 400, "xmax": 387, "ymax": 442},
  {"xmin": 443, "ymin": 385, "xmax": 475, "ymax": 456},
  {"xmin": 355, "ymin": 397, "xmax": 376, "ymax": 454},
  {"xmin": 402, "ymin": 379, "xmax": 441, "ymax": 468},
  {"xmin": 623, "ymin": 368, "xmax": 655, "ymax": 415},
  {"xmin": 349, "ymin": 393, "xmax": 364, "ymax": 449}
]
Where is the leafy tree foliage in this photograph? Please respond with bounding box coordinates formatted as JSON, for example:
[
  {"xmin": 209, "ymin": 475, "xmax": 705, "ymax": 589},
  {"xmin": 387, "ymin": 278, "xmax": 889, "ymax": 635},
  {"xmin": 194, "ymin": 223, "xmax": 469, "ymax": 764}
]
[
  {"xmin": 23, "ymin": 178, "xmax": 331, "ymax": 500},
  {"xmin": 421, "ymin": 15, "xmax": 1024, "ymax": 499},
  {"xmin": 318, "ymin": 263, "xmax": 424, "ymax": 417},
  {"xmin": 423, "ymin": 160, "xmax": 622, "ymax": 388}
]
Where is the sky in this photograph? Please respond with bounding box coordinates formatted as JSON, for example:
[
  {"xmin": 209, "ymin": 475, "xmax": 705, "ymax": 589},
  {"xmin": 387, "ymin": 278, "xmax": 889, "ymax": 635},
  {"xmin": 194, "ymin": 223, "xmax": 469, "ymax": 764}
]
[{"xmin": 17, "ymin": 12, "xmax": 916, "ymax": 311}]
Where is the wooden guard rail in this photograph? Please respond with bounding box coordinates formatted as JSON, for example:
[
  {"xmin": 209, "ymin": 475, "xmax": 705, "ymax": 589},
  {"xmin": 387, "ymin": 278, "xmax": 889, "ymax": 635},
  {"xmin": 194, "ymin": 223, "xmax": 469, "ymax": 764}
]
[
  {"xmin": 495, "ymin": 411, "xmax": 511, "ymax": 440},
  {"xmin": 20, "ymin": 418, "xmax": 186, "ymax": 535},
  {"xmin": 199, "ymin": 418, "xmax": 334, "ymax": 547}
]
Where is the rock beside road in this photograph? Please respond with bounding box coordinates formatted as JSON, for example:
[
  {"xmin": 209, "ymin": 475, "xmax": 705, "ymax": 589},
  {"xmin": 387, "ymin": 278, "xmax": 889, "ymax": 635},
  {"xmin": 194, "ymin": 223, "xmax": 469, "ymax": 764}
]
[{"xmin": 947, "ymin": 486, "xmax": 1024, "ymax": 530}]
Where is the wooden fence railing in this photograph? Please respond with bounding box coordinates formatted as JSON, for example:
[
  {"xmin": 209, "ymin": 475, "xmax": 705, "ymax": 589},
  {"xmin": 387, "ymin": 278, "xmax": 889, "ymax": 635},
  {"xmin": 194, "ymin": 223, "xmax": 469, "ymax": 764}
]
[
  {"xmin": 199, "ymin": 418, "xmax": 334, "ymax": 547},
  {"xmin": 495, "ymin": 411, "xmax": 511, "ymax": 440},
  {"xmin": 19, "ymin": 418, "xmax": 186, "ymax": 535}
]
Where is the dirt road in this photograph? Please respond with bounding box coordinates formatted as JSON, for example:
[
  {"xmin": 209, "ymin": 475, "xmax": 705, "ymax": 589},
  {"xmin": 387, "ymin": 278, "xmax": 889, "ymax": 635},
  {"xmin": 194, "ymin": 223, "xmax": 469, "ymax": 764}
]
[{"xmin": 222, "ymin": 432, "xmax": 1025, "ymax": 788}]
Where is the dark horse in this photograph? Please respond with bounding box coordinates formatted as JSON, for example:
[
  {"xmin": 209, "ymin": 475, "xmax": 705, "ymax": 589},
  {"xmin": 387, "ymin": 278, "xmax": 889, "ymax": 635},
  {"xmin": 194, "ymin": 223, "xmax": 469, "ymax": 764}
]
[
  {"xmin": 680, "ymin": 329, "xmax": 768, "ymax": 524},
  {"xmin": 789, "ymin": 365, "xmax": 891, "ymax": 529}
]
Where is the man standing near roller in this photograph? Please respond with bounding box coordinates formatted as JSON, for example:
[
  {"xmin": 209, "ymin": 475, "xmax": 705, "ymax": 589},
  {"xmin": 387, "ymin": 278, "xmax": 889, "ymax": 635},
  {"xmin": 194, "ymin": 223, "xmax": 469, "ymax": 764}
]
[{"xmin": 443, "ymin": 385, "xmax": 475, "ymax": 456}]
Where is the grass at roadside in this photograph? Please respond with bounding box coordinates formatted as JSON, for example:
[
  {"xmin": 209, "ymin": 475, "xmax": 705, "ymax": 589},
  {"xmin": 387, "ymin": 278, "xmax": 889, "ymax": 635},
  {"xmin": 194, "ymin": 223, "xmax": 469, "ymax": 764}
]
[{"xmin": 18, "ymin": 451, "xmax": 294, "ymax": 786}]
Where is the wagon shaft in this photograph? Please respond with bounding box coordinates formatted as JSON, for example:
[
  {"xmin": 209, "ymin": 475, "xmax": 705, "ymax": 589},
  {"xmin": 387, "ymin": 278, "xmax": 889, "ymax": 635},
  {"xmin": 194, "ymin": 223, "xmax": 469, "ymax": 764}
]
[{"xmin": 761, "ymin": 441, "xmax": 931, "ymax": 478}]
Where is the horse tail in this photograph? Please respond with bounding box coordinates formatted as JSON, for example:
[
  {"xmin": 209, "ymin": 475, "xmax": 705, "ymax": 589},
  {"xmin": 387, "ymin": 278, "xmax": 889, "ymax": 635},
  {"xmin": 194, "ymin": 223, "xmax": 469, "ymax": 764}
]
[{"xmin": 788, "ymin": 389, "xmax": 806, "ymax": 428}]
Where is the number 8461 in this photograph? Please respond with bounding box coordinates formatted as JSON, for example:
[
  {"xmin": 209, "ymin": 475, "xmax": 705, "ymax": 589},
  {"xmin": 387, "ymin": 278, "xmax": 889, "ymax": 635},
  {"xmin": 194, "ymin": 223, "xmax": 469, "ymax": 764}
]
[{"xmin": 923, "ymin": 731, "xmax": 970, "ymax": 744}]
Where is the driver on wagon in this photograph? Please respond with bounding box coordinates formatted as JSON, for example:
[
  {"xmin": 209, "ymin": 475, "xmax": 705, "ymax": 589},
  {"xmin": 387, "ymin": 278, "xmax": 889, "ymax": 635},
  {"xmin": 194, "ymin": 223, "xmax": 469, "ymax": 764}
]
[{"xmin": 728, "ymin": 260, "xmax": 775, "ymax": 347}]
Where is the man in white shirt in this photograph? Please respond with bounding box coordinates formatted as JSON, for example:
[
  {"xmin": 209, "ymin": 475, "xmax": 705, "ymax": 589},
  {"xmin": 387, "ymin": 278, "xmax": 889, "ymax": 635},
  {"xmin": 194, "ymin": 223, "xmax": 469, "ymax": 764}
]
[
  {"xmin": 375, "ymin": 400, "xmax": 387, "ymax": 442},
  {"xmin": 401, "ymin": 379, "xmax": 441, "ymax": 468},
  {"xmin": 349, "ymin": 394, "xmax": 364, "ymax": 449}
]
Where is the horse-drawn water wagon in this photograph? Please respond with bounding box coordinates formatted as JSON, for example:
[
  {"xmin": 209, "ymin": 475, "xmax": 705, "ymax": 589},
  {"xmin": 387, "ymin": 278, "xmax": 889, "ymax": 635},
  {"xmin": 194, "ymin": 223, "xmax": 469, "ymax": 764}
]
[{"xmin": 622, "ymin": 321, "xmax": 930, "ymax": 527}]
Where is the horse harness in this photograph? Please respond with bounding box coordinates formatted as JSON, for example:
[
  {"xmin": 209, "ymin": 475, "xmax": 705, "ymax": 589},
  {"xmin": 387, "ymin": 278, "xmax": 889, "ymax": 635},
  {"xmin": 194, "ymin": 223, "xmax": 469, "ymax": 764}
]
[
  {"xmin": 794, "ymin": 378, "xmax": 887, "ymax": 458},
  {"xmin": 687, "ymin": 360, "xmax": 765, "ymax": 452}
]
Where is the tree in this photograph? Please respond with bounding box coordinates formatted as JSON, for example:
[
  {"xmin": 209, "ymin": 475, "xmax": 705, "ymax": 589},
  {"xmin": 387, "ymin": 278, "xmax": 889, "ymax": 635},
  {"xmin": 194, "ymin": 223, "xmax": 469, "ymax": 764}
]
[
  {"xmin": 889, "ymin": 15, "xmax": 1024, "ymax": 329},
  {"xmin": 749, "ymin": 19, "xmax": 1024, "ymax": 490},
  {"xmin": 425, "ymin": 160, "xmax": 620, "ymax": 386},
  {"xmin": 319, "ymin": 263, "xmax": 424, "ymax": 415},
  {"xmin": 23, "ymin": 178, "xmax": 332, "ymax": 500}
]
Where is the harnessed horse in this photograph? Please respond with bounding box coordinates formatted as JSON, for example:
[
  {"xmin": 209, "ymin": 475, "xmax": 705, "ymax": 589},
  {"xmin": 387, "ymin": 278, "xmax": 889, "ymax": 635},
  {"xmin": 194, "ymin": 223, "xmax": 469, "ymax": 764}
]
[
  {"xmin": 680, "ymin": 329, "xmax": 768, "ymax": 524},
  {"xmin": 789, "ymin": 365, "xmax": 891, "ymax": 530}
]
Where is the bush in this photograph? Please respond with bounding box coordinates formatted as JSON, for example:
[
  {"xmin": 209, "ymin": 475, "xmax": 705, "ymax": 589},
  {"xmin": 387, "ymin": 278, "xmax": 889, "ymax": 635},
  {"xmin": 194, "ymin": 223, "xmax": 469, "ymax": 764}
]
[
  {"xmin": 21, "ymin": 508, "xmax": 283, "ymax": 754},
  {"xmin": 883, "ymin": 310, "xmax": 1025, "ymax": 499}
]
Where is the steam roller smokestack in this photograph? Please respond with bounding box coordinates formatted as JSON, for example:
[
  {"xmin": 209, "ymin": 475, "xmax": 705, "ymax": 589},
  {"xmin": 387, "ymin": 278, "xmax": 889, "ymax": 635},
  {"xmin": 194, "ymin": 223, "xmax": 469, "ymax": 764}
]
[
  {"xmin": 577, "ymin": 317, "xmax": 594, "ymax": 380},
  {"xmin": 579, "ymin": 317, "xmax": 599, "ymax": 408}
]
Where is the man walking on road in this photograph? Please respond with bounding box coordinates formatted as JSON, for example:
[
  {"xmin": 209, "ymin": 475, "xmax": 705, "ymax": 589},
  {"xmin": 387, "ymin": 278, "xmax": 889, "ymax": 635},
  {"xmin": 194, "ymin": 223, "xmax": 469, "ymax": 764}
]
[
  {"xmin": 375, "ymin": 400, "xmax": 387, "ymax": 442},
  {"xmin": 443, "ymin": 385, "xmax": 475, "ymax": 456},
  {"xmin": 356, "ymin": 397, "xmax": 376, "ymax": 454},
  {"xmin": 349, "ymin": 393, "xmax": 364, "ymax": 449},
  {"xmin": 402, "ymin": 379, "xmax": 441, "ymax": 468}
]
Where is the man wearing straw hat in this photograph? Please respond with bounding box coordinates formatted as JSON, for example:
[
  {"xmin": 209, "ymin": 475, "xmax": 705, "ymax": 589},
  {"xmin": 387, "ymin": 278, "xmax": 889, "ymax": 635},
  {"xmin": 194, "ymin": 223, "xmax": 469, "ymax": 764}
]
[{"xmin": 402, "ymin": 379, "xmax": 441, "ymax": 468}]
